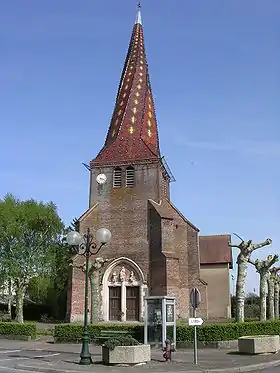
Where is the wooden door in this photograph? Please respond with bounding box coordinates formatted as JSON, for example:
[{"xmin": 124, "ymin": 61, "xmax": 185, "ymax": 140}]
[
  {"xmin": 126, "ymin": 286, "xmax": 139, "ymax": 321},
  {"xmin": 109, "ymin": 286, "xmax": 121, "ymax": 321}
]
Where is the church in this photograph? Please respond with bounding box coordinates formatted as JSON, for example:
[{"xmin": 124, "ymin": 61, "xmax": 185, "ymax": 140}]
[{"xmin": 66, "ymin": 4, "xmax": 232, "ymax": 323}]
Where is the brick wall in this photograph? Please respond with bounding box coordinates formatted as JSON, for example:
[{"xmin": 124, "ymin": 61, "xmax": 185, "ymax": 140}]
[
  {"xmin": 148, "ymin": 204, "xmax": 166, "ymax": 295},
  {"xmin": 187, "ymin": 224, "xmax": 200, "ymax": 286},
  {"xmin": 67, "ymin": 159, "xmax": 210, "ymax": 322},
  {"xmin": 148, "ymin": 199, "xmax": 203, "ymax": 319},
  {"xmin": 68, "ymin": 160, "xmax": 171, "ymax": 320}
]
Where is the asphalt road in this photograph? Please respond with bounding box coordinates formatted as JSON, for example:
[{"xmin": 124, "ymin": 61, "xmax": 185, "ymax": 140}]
[
  {"xmin": 0, "ymin": 347, "xmax": 63, "ymax": 372},
  {"xmin": 0, "ymin": 342, "xmax": 279, "ymax": 373}
]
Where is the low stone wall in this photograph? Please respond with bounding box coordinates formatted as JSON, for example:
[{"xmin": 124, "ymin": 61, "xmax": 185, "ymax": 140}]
[
  {"xmin": 176, "ymin": 340, "xmax": 238, "ymax": 349},
  {"xmin": 0, "ymin": 335, "xmax": 32, "ymax": 341}
]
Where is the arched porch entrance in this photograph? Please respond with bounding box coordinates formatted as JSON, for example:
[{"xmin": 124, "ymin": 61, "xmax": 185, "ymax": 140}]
[{"xmin": 102, "ymin": 257, "xmax": 147, "ymax": 322}]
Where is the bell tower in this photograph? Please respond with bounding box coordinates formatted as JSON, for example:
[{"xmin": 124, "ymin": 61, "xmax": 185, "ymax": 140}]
[
  {"xmin": 68, "ymin": 2, "xmax": 195, "ymax": 325},
  {"xmin": 88, "ymin": 2, "xmax": 173, "ymax": 207}
]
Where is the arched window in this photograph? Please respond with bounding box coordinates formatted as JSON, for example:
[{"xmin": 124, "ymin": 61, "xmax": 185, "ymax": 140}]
[
  {"xmin": 126, "ymin": 166, "xmax": 135, "ymax": 188},
  {"xmin": 113, "ymin": 168, "xmax": 122, "ymax": 188}
]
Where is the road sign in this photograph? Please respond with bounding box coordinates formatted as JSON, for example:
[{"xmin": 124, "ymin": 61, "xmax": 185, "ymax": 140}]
[
  {"xmin": 188, "ymin": 317, "xmax": 204, "ymax": 326},
  {"xmin": 190, "ymin": 287, "xmax": 201, "ymax": 309}
]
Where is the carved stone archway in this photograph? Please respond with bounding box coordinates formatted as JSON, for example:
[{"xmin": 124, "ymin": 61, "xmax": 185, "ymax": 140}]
[{"xmin": 102, "ymin": 257, "xmax": 147, "ymax": 322}]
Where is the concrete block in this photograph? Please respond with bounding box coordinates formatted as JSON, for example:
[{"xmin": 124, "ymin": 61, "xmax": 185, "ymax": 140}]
[
  {"xmin": 102, "ymin": 344, "xmax": 151, "ymax": 365},
  {"xmin": 238, "ymin": 335, "xmax": 280, "ymax": 354}
]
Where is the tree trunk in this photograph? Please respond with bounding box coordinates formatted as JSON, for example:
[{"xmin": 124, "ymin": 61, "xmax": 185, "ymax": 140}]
[
  {"xmin": 274, "ymin": 283, "xmax": 279, "ymax": 319},
  {"xmin": 267, "ymin": 277, "xmax": 275, "ymax": 320},
  {"xmin": 259, "ymin": 274, "xmax": 267, "ymax": 321},
  {"xmin": 90, "ymin": 272, "xmax": 100, "ymax": 323},
  {"xmin": 7, "ymin": 278, "xmax": 12, "ymax": 319},
  {"xmin": 7, "ymin": 299, "xmax": 12, "ymax": 319},
  {"xmin": 15, "ymin": 283, "xmax": 24, "ymax": 323},
  {"xmin": 274, "ymin": 282, "xmax": 279, "ymax": 319},
  {"xmin": 235, "ymin": 259, "xmax": 247, "ymax": 322}
]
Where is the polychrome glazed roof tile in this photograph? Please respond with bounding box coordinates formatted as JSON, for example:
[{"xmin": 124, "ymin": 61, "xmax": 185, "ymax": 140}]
[{"xmin": 93, "ymin": 3, "xmax": 160, "ymax": 165}]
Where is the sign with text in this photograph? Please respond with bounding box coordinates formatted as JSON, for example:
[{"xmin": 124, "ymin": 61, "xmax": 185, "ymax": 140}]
[{"xmin": 188, "ymin": 317, "xmax": 204, "ymax": 326}]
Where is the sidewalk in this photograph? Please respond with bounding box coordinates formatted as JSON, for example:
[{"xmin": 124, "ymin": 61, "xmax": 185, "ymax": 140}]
[{"xmin": 1, "ymin": 339, "xmax": 280, "ymax": 373}]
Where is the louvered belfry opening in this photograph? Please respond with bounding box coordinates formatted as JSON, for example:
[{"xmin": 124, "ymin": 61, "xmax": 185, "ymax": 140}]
[
  {"xmin": 113, "ymin": 167, "xmax": 122, "ymax": 188},
  {"xmin": 126, "ymin": 166, "xmax": 135, "ymax": 187}
]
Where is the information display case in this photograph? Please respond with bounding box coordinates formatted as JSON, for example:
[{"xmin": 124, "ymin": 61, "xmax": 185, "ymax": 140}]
[{"xmin": 144, "ymin": 296, "xmax": 176, "ymax": 349}]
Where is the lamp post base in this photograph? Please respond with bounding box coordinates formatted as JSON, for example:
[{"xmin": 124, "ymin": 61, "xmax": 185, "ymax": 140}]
[
  {"xmin": 79, "ymin": 337, "xmax": 93, "ymax": 365},
  {"xmin": 79, "ymin": 356, "xmax": 93, "ymax": 365}
]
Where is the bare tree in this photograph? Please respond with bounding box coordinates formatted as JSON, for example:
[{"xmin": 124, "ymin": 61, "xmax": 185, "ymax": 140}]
[
  {"xmin": 249, "ymin": 255, "xmax": 278, "ymax": 321},
  {"xmin": 88, "ymin": 257, "xmax": 109, "ymax": 323},
  {"xmin": 270, "ymin": 267, "xmax": 280, "ymax": 319},
  {"xmin": 229, "ymin": 234, "xmax": 272, "ymax": 322}
]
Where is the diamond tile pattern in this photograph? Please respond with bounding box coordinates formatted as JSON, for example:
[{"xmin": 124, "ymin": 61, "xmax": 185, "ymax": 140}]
[{"xmin": 93, "ymin": 19, "xmax": 160, "ymax": 165}]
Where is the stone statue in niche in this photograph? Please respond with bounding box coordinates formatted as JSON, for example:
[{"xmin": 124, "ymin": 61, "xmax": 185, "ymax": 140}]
[
  {"xmin": 119, "ymin": 266, "xmax": 126, "ymax": 282},
  {"xmin": 111, "ymin": 272, "xmax": 117, "ymax": 283},
  {"xmin": 129, "ymin": 271, "xmax": 136, "ymax": 282}
]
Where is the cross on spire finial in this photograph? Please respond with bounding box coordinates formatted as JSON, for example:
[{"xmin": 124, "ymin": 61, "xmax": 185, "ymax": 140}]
[{"xmin": 136, "ymin": 0, "xmax": 142, "ymax": 24}]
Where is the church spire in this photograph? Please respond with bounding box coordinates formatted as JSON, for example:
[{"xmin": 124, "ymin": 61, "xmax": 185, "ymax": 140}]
[{"xmin": 93, "ymin": 3, "xmax": 160, "ymax": 166}]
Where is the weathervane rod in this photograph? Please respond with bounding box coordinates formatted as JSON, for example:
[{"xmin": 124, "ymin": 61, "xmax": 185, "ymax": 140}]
[{"xmin": 135, "ymin": 0, "xmax": 142, "ymax": 25}]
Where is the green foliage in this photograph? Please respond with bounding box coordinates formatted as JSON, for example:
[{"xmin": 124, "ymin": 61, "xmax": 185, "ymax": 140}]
[
  {"xmin": 0, "ymin": 322, "xmax": 36, "ymax": 338},
  {"xmin": 25, "ymin": 217, "xmax": 78, "ymax": 319},
  {"xmin": 44, "ymin": 218, "xmax": 79, "ymax": 320},
  {"xmin": 231, "ymin": 294, "xmax": 261, "ymax": 319},
  {"xmin": 27, "ymin": 276, "xmax": 52, "ymax": 304},
  {"xmin": 104, "ymin": 335, "xmax": 140, "ymax": 350},
  {"xmin": 54, "ymin": 323, "xmax": 142, "ymax": 343},
  {"xmin": 0, "ymin": 194, "xmax": 63, "ymax": 280},
  {"xmin": 0, "ymin": 194, "xmax": 64, "ymax": 322},
  {"xmin": 0, "ymin": 311, "xmax": 11, "ymax": 322},
  {"xmin": 178, "ymin": 320, "xmax": 280, "ymax": 341},
  {"xmin": 55, "ymin": 321, "xmax": 280, "ymax": 343}
]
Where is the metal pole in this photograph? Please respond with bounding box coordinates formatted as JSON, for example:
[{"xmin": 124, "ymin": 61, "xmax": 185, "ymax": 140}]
[
  {"xmin": 79, "ymin": 232, "xmax": 93, "ymax": 365},
  {"xmin": 193, "ymin": 307, "xmax": 198, "ymax": 365},
  {"xmin": 144, "ymin": 299, "xmax": 148, "ymax": 345},
  {"xmin": 173, "ymin": 301, "xmax": 176, "ymax": 350},
  {"xmin": 162, "ymin": 298, "xmax": 167, "ymax": 349}
]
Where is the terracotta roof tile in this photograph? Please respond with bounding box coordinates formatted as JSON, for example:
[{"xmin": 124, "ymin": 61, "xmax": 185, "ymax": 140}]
[
  {"xmin": 92, "ymin": 6, "xmax": 160, "ymax": 166},
  {"xmin": 199, "ymin": 234, "xmax": 233, "ymax": 268}
]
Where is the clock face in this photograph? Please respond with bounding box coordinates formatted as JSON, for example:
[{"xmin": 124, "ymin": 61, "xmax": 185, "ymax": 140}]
[{"xmin": 96, "ymin": 173, "xmax": 107, "ymax": 185}]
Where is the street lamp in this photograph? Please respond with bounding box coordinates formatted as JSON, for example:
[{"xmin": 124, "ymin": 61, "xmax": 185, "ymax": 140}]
[{"xmin": 66, "ymin": 227, "xmax": 112, "ymax": 365}]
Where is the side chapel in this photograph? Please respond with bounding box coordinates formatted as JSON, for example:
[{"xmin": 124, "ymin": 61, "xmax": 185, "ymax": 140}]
[{"xmin": 66, "ymin": 4, "xmax": 232, "ymax": 323}]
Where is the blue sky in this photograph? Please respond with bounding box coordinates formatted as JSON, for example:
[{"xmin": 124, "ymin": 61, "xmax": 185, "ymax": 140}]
[{"xmin": 0, "ymin": 0, "xmax": 279, "ymax": 293}]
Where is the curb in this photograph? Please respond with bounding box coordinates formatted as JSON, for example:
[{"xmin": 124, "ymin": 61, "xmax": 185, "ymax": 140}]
[
  {"xmin": 16, "ymin": 359, "xmax": 280, "ymax": 373},
  {"xmin": 16, "ymin": 366, "xmax": 88, "ymax": 373},
  {"xmin": 204, "ymin": 359, "xmax": 280, "ymax": 372}
]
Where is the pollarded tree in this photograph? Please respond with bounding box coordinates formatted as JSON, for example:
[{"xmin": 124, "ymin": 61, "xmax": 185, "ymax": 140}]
[
  {"xmin": 229, "ymin": 234, "xmax": 272, "ymax": 322},
  {"xmin": 0, "ymin": 194, "xmax": 63, "ymax": 322},
  {"xmin": 270, "ymin": 267, "xmax": 280, "ymax": 320},
  {"xmin": 248, "ymin": 255, "xmax": 278, "ymax": 321}
]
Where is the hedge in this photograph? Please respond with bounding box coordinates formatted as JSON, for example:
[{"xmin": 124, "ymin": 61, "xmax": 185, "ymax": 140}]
[
  {"xmin": 176, "ymin": 321, "xmax": 280, "ymax": 342},
  {"xmin": 54, "ymin": 323, "xmax": 142, "ymax": 343},
  {"xmin": 54, "ymin": 320, "xmax": 280, "ymax": 343},
  {"xmin": 0, "ymin": 322, "xmax": 36, "ymax": 339}
]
